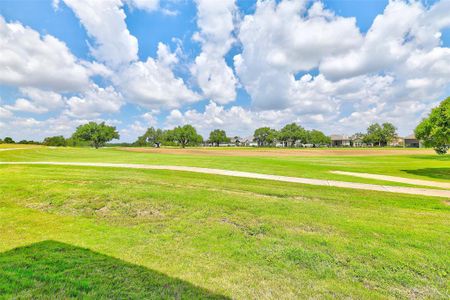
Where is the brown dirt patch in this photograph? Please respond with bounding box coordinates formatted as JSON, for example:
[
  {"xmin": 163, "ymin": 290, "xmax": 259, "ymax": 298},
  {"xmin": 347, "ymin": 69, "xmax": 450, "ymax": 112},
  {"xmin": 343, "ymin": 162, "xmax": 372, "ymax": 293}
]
[{"xmin": 118, "ymin": 147, "xmax": 435, "ymax": 157}]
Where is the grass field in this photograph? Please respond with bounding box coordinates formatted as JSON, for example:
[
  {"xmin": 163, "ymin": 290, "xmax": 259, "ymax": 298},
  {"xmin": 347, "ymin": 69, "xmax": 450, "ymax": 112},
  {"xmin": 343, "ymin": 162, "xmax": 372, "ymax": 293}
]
[{"xmin": 0, "ymin": 146, "xmax": 449, "ymax": 298}]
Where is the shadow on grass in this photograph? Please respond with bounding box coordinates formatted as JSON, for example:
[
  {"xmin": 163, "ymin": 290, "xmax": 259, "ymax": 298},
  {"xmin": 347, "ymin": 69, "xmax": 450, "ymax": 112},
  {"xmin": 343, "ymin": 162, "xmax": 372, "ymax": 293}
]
[
  {"xmin": 0, "ymin": 240, "xmax": 229, "ymax": 299},
  {"xmin": 408, "ymin": 155, "xmax": 450, "ymax": 161},
  {"xmin": 402, "ymin": 168, "xmax": 450, "ymax": 180}
]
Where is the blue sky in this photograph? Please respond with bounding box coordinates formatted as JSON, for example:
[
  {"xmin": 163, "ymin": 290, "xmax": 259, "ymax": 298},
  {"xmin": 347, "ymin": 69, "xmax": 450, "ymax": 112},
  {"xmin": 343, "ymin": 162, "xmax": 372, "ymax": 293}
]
[{"xmin": 1, "ymin": 0, "xmax": 449, "ymax": 141}]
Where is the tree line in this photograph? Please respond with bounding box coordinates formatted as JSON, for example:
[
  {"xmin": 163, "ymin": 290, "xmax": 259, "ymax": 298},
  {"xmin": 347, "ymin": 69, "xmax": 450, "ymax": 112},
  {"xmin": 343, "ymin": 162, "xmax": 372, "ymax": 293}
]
[
  {"xmin": 134, "ymin": 122, "xmax": 398, "ymax": 148},
  {"xmin": 135, "ymin": 125, "xmax": 203, "ymax": 148},
  {"xmin": 1, "ymin": 97, "xmax": 448, "ymax": 154},
  {"xmin": 134, "ymin": 123, "xmax": 331, "ymax": 148},
  {"xmin": 0, "ymin": 122, "xmax": 119, "ymax": 148}
]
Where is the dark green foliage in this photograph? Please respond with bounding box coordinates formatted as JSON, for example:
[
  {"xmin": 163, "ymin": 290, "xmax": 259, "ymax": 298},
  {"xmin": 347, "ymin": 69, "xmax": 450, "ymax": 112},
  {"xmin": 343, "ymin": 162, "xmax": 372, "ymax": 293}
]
[
  {"xmin": 164, "ymin": 125, "xmax": 203, "ymax": 148},
  {"xmin": 279, "ymin": 123, "xmax": 307, "ymax": 146},
  {"xmin": 0, "ymin": 241, "xmax": 228, "ymax": 299},
  {"xmin": 209, "ymin": 129, "xmax": 229, "ymax": 146},
  {"xmin": 134, "ymin": 125, "xmax": 203, "ymax": 148},
  {"xmin": 253, "ymin": 127, "xmax": 278, "ymax": 146},
  {"xmin": 306, "ymin": 130, "xmax": 331, "ymax": 146},
  {"xmin": 363, "ymin": 123, "xmax": 397, "ymax": 146},
  {"xmin": 43, "ymin": 136, "xmax": 67, "ymax": 147},
  {"xmin": 66, "ymin": 137, "xmax": 91, "ymax": 147},
  {"xmin": 415, "ymin": 97, "xmax": 449, "ymax": 155},
  {"xmin": 3, "ymin": 137, "xmax": 15, "ymax": 144},
  {"xmin": 135, "ymin": 127, "xmax": 165, "ymax": 147},
  {"xmin": 72, "ymin": 122, "xmax": 120, "ymax": 149},
  {"xmin": 18, "ymin": 140, "xmax": 40, "ymax": 145}
]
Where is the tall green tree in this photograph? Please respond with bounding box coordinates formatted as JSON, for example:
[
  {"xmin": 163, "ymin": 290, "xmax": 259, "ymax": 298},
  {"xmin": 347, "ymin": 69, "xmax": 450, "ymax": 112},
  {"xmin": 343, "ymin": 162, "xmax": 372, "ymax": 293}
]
[
  {"xmin": 72, "ymin": 122, "xmax": 119, "ymax": 149},
  {"xmin": 307, "ymin": 130, "xmax": 331, "ymax": 147},
  {"xmin": 415, "ymin": 97, "xmax": 449, "ymax": 154},
  {"xmin": 3, "ymin": 137, "xmax": 15, "ymax": 144},
  {"xmin": 209, "ymin": 129, "xmax": 229, "ymax": 146},
  {"xmin": 363, "ymin": 123, "xmax": 382, "ymax": 146},
  {"xmin": 363, "ymin": 123, "xmax": 397, "ymax": 146},
  {"xmin": 171, "ymin": 125, "xmax": 203, "ymax": 148},
  {"xmin": 253, "ymin": 127, "xmax": 278, "ymax": 146},
  {"xmin": 136, "ymin": 127, "xmax": 165, "ymax": 147},
  {"xmin": 279, "ymin": 123, "xmax": 306, "ymax": 147},
  {"xmin": 380, "ymin": 122, "xmax": 397, "ymax": 145}
]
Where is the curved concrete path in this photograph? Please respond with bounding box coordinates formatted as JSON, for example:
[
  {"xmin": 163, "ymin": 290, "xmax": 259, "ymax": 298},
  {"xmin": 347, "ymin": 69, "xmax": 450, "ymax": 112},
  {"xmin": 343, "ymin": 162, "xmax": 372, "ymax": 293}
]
[
  {"xmin": 331, "ymin": 171, "xmax": 450, "ymax": 189},
  {"xmin": 1, "ymin": 161, "xmax": 449, "ymax": 198}
]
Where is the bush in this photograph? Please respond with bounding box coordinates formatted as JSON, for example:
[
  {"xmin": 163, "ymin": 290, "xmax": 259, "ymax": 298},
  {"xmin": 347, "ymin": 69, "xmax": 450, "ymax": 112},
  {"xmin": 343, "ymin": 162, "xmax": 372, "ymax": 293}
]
[{"xmin": 43, "ymin": 136, "xmax": 67, "ymax": 147}]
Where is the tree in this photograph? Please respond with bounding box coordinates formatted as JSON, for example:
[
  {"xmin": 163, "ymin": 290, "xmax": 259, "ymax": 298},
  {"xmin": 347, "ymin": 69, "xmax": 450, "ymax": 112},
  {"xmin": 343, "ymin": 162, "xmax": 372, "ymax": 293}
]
[
  {"xmin": 72, "ymin": 122, "xmax": 119, "ymax": 149},
  {"xmin": 307, "ymin": 130, "xmax": 331, "ymax": 147},
  {"xmin": 136, "ymin": 127, "xmax": 165, "ymax": 147},
  {"xmin": 3, "ymin": 137, "xmax": 15, "ymax": 144},
  {"xmin": 380, "ymin": 122, "xmax": 397, "ymax": 146},
  {"xmin": 66, "ymin": 137, "xmax": 90, "ymax": 147},
  {"xmin": 209, "ymin": 129, "xmax": 229, "ymax": 146},
  {"xmin": 171, "ymin": 125, "xmax": 203, "ymax": 148},
  {"xmin": 254, "ymin": 127, "xmax": 278, "ymax": 146},
  {"xmin": 43, "ymin": 136, "xmax": 67, "ymax": 147},
  {"xmin": 363, "ymin": 123, "xmax": 397, "ymax": 146},
  {"xmin": 364, "ymin": 123, "xmax": 382, "ymax": 146},
  {"xmin": 279, "ymin": 123, "xmax": 306, "ymax": 147},
  {"xmin": 415, "ymin": 97, "xmax": 449, "ymax": 155},
  {"xmin": 265, "ymin": 129, "xmax": 279, "ymax": 146}
]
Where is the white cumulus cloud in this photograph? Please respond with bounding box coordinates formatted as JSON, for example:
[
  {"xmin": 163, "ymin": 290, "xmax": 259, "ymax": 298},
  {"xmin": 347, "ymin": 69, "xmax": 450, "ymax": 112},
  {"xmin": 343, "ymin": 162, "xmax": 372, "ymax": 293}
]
[
  {"xmin": 191, "ymin": 0, "xmax": 238, "ymax": 104},
  {"xmin": 234, "ymin": 0, "xmax": 363, "ymax": 110},
  {"xmin": 66, "ymin": 84, "xmax": 124, "ymax": 118},
  {"xmin": 0, "ymin": 16, "xmax": 91, "ymax": 92},
  {"xmin": 114, "ymin": 43, "xmax": 200, "ymax": 109},
  {"xmin": 62, "ymin": 0, "xmax": 139, "ymax": 67}
]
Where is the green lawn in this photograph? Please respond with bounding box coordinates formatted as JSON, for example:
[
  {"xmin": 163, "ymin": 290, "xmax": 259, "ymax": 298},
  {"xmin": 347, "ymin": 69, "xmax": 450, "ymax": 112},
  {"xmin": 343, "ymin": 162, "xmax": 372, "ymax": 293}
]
[
  {"xmin": 1, "ymin": 146, "xmax": 449, "ymax": 186},
  {"xmin": 0, "ymin": 147, "xmax": 449, "ymax": 298}
]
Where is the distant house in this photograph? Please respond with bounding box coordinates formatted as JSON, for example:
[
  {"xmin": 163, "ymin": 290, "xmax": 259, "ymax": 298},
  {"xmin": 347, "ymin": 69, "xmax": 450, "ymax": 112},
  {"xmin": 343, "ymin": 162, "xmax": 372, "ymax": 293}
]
[
  {"xmin": 238, "ymin": 136, "xmax": 257, "ymax": 147},
  {"xmin": 230, "ymin": 137, "xmax": 241, "ymax": 146},
  {"xmin": 404, "ymin": 134, "xmax": 420, "ymax": 148},
  {"xmin": 330, "ymin": 134, "xmax": 351, "ymax": 147},
  {"xmin": 350, "ymin": 134, "xmax": 365, "ymax": 147},
  {"xmin": 389, "ymin": 136, "xmax": 404, "ymax": 147}
]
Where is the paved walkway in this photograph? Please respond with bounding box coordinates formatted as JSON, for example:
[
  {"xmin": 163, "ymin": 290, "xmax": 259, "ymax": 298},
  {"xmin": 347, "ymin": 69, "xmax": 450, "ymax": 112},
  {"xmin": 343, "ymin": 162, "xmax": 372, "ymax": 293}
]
[
  {"xmin": 331, "ymin": 170, "xmax": 450, "ymax": 189},
  {"xmin": 1, "ymin": 162, "xmax": 449, "ymax": 198},
  {"xmin": 0, "ymin": 148, "xmax": 34, "ymax": 151}
]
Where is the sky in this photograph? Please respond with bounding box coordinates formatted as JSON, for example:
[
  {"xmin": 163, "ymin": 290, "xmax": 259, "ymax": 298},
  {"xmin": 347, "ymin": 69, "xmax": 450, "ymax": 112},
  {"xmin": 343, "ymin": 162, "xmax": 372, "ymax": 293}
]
[{"xmin": 0, "ymin": 0, "xmax": 449, "ymax": 142}]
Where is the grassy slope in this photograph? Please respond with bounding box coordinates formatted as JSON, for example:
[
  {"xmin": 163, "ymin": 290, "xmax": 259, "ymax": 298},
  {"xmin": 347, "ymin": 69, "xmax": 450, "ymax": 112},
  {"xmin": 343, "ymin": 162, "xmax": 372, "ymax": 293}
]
[
  {"xmin": 0, "ymin": 160, "xmax": 449, "ymax": 298},
  {"xmin": 1, "ymin": 147, "xmax": 449, "ymax": 186}
]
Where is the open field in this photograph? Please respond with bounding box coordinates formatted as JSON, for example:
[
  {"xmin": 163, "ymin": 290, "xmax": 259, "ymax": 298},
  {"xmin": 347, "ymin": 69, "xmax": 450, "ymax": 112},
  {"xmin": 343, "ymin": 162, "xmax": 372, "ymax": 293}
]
[
  {"xmin": 0, "ymin": 146, "xmax": 449, "ymax": 298},
  {"xmin": 1, "ymin": 146, "xmax": 449, "ymax": 185}
]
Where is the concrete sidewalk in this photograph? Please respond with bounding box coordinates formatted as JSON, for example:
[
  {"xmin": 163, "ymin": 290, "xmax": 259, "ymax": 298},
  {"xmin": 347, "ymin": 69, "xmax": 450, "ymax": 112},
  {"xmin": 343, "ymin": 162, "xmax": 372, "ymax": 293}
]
[{"xmin": 331, "ymin": 170, "xmax": 450, "ymax": 189}]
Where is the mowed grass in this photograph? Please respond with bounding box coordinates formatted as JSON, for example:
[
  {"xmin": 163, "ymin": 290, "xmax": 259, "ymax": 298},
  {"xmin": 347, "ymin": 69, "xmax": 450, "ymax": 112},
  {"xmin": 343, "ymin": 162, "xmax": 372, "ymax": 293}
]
[
  {"xmin": 0, "ymin": 149, "xmax": 449, "ymax": 298},
  {"xmin": 0, "ymin": 144, "xmax": 42, "ymax": 149},
  {"xmin": 1, "ymin": 146, "xmax": 449, "ymax": 187}
]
